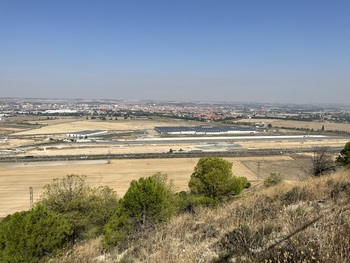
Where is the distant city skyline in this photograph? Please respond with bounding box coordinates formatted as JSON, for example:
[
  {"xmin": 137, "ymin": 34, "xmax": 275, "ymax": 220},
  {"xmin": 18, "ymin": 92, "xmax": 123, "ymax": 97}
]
[{"xmin": 1, "ymin": 1, "xmax": 349, "ymax": 104}]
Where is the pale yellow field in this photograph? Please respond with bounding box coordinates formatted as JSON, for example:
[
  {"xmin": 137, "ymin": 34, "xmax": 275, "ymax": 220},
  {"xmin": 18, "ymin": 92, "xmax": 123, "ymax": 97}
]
[
  {"xmin": 2, "ymin": 117, "xmax": 349, "ymax": 219},
  {"xmin": 238, "ymin": 138, "xmax": 350, "ymax": 149},
  {"xmin": 0, "ymin": 156, "xmax": 290, "ymax": 218},
  {"xmin": 12, "ymin": 118, "xmax": 201, "ymax": 135},
  {"xmin": 19, "ymin": 144, "xmax": 194, "ymax": 156},
  {"xmin": 12, "ymin": 137, "xmax": 349, "ymax": 157},
  {"xmin": 237, "ymin": 118, "xmax": 350, "ymax": 132},
  {"xmin": 4, "ymin": 118, "xmax": 349, "ymax": 155}
]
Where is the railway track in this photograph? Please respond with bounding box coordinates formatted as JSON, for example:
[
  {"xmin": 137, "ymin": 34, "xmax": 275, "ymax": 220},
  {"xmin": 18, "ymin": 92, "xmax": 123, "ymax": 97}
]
[{"xmin": 0, "ymin": 147, "xmax": 343, "ymax": 163}]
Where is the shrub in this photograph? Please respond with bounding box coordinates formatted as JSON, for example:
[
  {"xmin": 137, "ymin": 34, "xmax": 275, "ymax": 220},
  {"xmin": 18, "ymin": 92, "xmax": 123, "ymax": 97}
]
[
  {"xmin": 215, "ymin": 225, "xmax": 263, "ymax": 260},
  {"xmin": 0, "ymin": 205, "xmax": 72, "ymax": 262},
  {"xmin": 309, "ymin": 147, "xmax": 336, "ymax": 176},
  {"xmin": 103, "ymin": 209, "xmax": 135, "ymax": 250},
  {"xmin": 175, "ymin": 191, "xmax": 217, "ymax": 213},
  {"xmin": 103, "ymin": 173, "xmax": 175, "ymax": 248},
  {"xmin": 39, "ymin": 174, "xmax": 118, "ymax": 241},
  {"xmin": 282, "ymin": 186, "xmax": 309, "ymax": 205},
  {"xmin": 232, "ymin": 176, "xmax": 251, "ymax": 193},
  {"xmin": 264, "ymin": 173, "xmax": 284, "ymax": 187},
  {"xmin": 336, "ymin": 141, "xmax": 350, "ymax": 167}
]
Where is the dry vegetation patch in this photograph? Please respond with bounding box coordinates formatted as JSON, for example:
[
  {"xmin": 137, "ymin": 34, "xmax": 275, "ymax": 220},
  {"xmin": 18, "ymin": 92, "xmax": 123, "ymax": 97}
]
[{"xmin": 84, "ymin": 170, "xmax": 350, "ymax": 263}]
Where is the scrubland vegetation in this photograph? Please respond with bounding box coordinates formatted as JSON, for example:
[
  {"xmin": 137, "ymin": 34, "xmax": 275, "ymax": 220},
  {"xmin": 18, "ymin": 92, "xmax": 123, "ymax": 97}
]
[
  {"xmin": 1, "ymin": 144, "xmax": 350, "ymax": 262},
  {"xmin": 51, "ymin": 169, "xmax": 350, "ymax": 263}
]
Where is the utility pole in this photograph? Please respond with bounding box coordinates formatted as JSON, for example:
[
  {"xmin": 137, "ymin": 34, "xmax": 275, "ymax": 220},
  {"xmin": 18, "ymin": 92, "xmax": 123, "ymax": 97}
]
[{"xmin": 29, "ymin": 187, "xmax": 33, "ymax": 209}]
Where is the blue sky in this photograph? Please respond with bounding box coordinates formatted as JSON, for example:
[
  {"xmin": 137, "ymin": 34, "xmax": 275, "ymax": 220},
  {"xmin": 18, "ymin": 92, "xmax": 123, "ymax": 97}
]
[{"xmin": 1, "ymin": 0, "xmax": 349, "ymax": 103}]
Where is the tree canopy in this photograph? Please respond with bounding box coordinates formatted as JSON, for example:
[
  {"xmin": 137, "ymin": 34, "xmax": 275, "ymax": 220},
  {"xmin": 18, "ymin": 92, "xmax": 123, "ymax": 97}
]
[
  {"xmin": 189, "ymin": 157, "xmax": 249, "ymax": 201},
  {"xmin": 0, "ymin": 205, "xmax": 72, "ymax": 263},
  {"xmin": 39, "ymin": 174, "xmax": 118, "ymax": 240},
  {"xmin": 103, "ymin": 173, "xmax": 175, "ymax": 248}
]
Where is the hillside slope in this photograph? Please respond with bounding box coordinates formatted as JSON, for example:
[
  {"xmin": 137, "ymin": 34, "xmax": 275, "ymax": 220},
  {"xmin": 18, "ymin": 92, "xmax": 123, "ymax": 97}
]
[{"xmin": 53, "ymin": 170, "xmax": 350, "ymax": 263}]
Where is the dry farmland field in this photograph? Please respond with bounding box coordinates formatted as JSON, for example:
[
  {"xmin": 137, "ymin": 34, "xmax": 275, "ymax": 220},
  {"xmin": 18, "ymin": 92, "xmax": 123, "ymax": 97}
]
[
  {"xmin": 1, "ymin": 117, "xmax": 349, "ymax": 157},
  {"xmin": 236, "ymin": 118, "xmax": 350, "ymax": 133},
  {"xmin": 0, "ymin": 155, "xmax": 305, "ymax": 218},
  {"xmin": 11, "ymin": 117, "xmax": 202, "ymax": 136},
  {"xmin": 1, "ymin": 117, "xmax": 350, "ymax": 218}
]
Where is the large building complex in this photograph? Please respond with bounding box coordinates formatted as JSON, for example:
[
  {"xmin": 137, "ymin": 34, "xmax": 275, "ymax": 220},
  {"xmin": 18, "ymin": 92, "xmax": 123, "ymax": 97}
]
[{"xmin": 154, "ymin": 126, "xmax": 256, "ymax": 135}]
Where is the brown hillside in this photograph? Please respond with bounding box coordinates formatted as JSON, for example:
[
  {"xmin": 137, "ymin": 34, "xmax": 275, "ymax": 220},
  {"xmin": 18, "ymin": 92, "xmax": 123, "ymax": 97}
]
[{"xmin": 51, "ymin": 170, "xmax": 350, "ymax": 263}]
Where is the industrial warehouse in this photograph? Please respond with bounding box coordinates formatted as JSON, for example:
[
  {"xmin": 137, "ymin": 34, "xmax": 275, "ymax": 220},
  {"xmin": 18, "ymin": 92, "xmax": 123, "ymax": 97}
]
[{"xmin": 154, "ymin": 125, "xmax": 256, "ymax": 135}]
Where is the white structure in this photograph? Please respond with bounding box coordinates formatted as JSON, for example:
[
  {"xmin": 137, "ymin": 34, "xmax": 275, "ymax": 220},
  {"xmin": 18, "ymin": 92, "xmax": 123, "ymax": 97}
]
[{"xmin": 66, "ymin": 130, "xmax": 107, "ymax": 138}]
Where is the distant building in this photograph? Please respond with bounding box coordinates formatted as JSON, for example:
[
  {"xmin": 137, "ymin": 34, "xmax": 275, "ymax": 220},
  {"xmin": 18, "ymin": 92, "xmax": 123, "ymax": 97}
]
[
  {"xmin": 66, "ymin": 130, "xmax": 107, "ymax": 138},
  {"xmin": 44, "ymin": 109, "xmax": 79, "ymax": 114},
  {"xmin": 155, "ymin": 126, "xmax": 256, "ymax": 135}
]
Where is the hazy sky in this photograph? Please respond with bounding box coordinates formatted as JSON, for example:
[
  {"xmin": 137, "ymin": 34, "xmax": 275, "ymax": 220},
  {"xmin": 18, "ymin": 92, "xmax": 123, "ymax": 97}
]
[{"xmin": 1, "ymin": 1, "xmax": 349, "ymax": 104}]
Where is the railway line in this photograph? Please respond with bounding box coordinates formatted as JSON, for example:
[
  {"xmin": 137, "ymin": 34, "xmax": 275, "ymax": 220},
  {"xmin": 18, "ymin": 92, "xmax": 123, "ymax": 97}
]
[{"xmin": 0, "ymin": 146, "xmax": 343, "ymax": 163}]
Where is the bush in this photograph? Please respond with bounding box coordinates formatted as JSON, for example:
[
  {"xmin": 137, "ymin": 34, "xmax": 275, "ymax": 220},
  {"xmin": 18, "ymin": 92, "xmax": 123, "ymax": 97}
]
[
  {"xmin": 103, "ymin": 209, "xmax": 135, "ymax": 250},
  {"xmin": 336, "ymin": 141, "xmax": 350, "ymax": 167},
  {"xmin": 232, "ymin": 176, "xmax": 251, "ymax": 193},
  {"xmin": 103, "ymin": 173, "xmax": 175, "ymax": 248},
  {"xmin": 264, "ymin": 173, "xmax": 284, "ymax": 187},
  {"xmin": 39, "ymin": 174, "xmax": 118, "ymax": 241},
  {"xmin": 175, "ymin": 191, "xmax": 217, "ymax": 213},
  {"xmin": 309, "ymin": 147, "xmax": 336, "ymax": 176},
  {"xmin": 215, "ymin": 225, "xmax": 263, "ymax": 260},
  {"xmin": 0, "ymin": 205, "xmax": 72, "ymax": 262},
  {"xmin": 282, "ymin": 186, "xmax": 309, "ymax": 205}
]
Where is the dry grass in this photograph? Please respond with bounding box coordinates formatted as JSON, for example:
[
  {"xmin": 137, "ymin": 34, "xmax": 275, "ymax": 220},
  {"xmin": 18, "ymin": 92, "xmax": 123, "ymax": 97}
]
[
  {"xmin": 238, "ymin": 138, "xmax": 350, "ymax": 150},
  {"xmin": 48, "ymin": 237, "xmax": 103, "ymax": 263},
  {"xmin": 73, "ymin": 169, "xmax": 350, "ymax": 263}
]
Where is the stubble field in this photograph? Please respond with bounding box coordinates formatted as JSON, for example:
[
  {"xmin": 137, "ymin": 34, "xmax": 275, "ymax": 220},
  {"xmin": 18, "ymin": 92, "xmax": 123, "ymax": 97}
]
[
  {"xmin": 236, "ymin": 118, "xmax": 350, "ymax": 133},
  {"xmin": 12, "ymin": 117, "xmax": 201, "ymax": 135},
  {"xmin": 1, "ymin": 117, "xmax": 348, "ymax": 218},
  {"xmin": 0, "ymin": 155, "xmax": 300, "ymax": 218}
]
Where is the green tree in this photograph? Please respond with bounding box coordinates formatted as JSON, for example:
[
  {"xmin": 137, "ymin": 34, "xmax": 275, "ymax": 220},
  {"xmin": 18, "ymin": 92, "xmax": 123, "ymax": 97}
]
[
  {"xmin": 122, "ymin": 176, "xmax": 175, "ymax": 227},
  {"xmin": 89, "ymin": 186, "xmax": 119, "ymax": 227},
  {"xmin": 103, "ymin": 173, "xmax": 175, "ymax": 248},
  {"xmin": 102, "ymin": 208, "xmax": 135, "ymax": 250},
  {"xmin": 0, "ymin": 205, "xmax": 72, "ymax": 263},
  {"xmin": 189, "ymin": 157, "xmax": 249, "ymax": 201},
  {"xmin": 336, "ymin": 142, "xmax": 350, "ymax": 167},
  {"xmin": 39, "ymin": 174, "xmax": 118, "ymax": 241}
]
